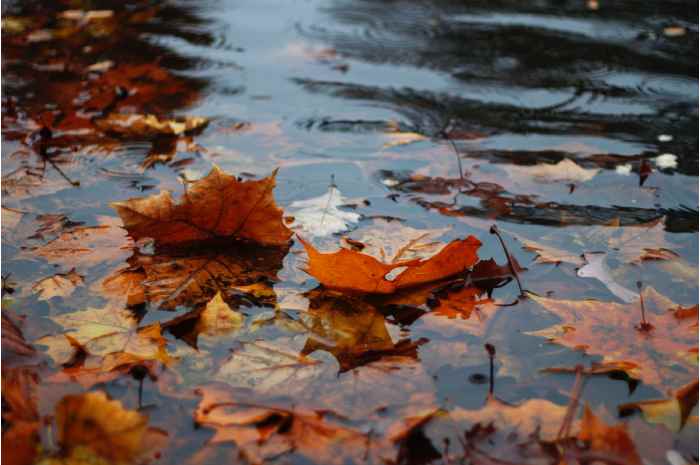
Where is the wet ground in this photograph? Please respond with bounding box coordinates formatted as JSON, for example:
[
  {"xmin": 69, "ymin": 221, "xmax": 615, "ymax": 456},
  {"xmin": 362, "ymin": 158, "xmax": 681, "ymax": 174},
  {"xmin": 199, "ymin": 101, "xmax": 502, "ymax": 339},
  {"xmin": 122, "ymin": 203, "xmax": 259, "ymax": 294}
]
[{"xmin": 2, "ymin": 1, "xmax": 698, "ymax": 464}]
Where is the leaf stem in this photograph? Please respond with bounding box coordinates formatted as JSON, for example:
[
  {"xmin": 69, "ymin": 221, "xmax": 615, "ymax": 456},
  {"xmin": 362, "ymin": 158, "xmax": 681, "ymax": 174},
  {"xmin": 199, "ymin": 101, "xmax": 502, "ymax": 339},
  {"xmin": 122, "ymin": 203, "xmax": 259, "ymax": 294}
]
[
  {"xmin": 489, "ymin": 225, "xmax": 524, "ymax": 296},
  {"xmin": 484, "ymin": 343, "xmax": 495, "ymax": 395}
]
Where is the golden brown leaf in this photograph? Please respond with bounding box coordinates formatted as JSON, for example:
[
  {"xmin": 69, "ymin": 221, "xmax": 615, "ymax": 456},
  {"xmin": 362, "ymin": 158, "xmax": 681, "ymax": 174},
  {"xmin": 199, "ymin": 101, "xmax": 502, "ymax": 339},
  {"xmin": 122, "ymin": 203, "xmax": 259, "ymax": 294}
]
[
  {"xmin": 112, "ymin": 166, "xmax": 291, "ymax": 247},
  {"xmin": 55, "ymin": 391, "xmax": 148, "ymax": 462},
  {"xmin": 95, "ymin": 113, "xmax": 207, "ymax": 137}
]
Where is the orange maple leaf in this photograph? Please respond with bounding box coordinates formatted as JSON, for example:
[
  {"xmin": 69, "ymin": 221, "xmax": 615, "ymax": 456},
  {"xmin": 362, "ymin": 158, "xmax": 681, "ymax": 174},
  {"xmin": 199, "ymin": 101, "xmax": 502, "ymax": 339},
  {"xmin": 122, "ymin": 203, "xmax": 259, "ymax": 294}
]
[
  {"xmin": 112, "ymin": 166, "xmax": 292, "ymax": 247},
  {"xmin": 299, "ymin": 235, "xmax": 481, "ymax": 294}
]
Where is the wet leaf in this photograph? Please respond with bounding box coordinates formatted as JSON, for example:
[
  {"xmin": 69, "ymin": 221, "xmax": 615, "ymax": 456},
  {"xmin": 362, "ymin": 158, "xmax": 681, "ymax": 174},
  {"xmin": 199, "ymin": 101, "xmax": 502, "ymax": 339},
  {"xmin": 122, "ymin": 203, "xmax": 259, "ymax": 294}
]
[
  {"xmin": 527, "ymin": 288, "xmax": 698, "ymax": 389},
  {"xmin": 577, "ymin": 404, "xmax": 642, "ymax": 465},
  {"xmin": 196, "ymin": 291, "xmax": 245, "ymax": 337},
  {"xmin": 54, "ymin": 391, "xmax": 148, "ymax": 462},
  {"xmin": 194, "ymin": 383, "xmax": 378, "ymax": 465},
  {"xmin": 101, "ymin": 242, "xmax": 285, "ymax": 310},
  {"xmin": 113, "ymin": 166, "xmax": 291, "ymax": 247},
  {"xmin": 36, "ymin": 306, "xmax": 171, "ymax": 371},
  {"xmin": 508, "ymin": 158, "xmax": 599, "ymax": 184},
  {"xmin": 213, "ymin": 338, "xmax": 435, "ymax": 420},
  {"xmin": 619, "ymin": 380, "xmax": 699, "ymax": 432},
  {"xmin": 95, "ymin": 113, "xmax": 207, "ymax": 137},
  {"xmin": 31, "ymin": 269, "xmax": 84, "ymax": 300},
  {"xmin": 289, "ymin": 184, "xmax": 360, "ymax": 237},
  {"xmin": 299, "ymin": 234, "xmax": 481, "ymax": 294}
]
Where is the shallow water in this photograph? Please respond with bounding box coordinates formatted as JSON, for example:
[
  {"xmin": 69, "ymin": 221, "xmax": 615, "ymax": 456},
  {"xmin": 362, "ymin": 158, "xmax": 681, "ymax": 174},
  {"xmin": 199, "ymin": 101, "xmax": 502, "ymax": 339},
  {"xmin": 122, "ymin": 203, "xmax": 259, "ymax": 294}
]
[{"xmin": 2, "ymin": 1, "xmax": 698, "ymax": 464}]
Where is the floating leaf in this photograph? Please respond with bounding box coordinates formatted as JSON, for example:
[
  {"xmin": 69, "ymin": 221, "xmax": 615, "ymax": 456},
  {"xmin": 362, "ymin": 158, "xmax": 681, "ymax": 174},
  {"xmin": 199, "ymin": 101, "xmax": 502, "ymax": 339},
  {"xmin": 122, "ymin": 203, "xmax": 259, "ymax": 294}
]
[{"xmin": 113, "ymin": 166, "xmax": 291, "ymax": 247}]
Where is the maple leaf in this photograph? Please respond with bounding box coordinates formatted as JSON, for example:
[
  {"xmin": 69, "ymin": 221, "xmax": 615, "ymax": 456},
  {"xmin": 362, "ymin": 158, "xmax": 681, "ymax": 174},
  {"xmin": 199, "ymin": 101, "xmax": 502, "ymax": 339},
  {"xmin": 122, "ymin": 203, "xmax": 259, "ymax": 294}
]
[
  {"xmin": 101, "ymin": 242, "xmax": 286, "ymax": 309},
  {"xmin": 288, "ymin": 184, "xmax": 360, "ymax": 237},
  {"xmin": 2, "ymin": 310, "xmax": 37, "ymax": 362},
  {"xmin": 36, "ymin": 306, "xmax": 172, "ymax": 371},
  {"xmin": 526, "ymin": 288, "xmax": 698, "ymax": 390},
  {"xmin": 299, "ymin": 234, "xmax": 481, "ymax": 294},
  {"xmin": 194, "ymin": 383, "xmax": 377, "ymax": 465},
  {"xmin": 25, "ymin": 217, "xmax": 133, "ymax": 269},
  {"xmin": 619, "ymin": 380, "xmax": 699, "ymax": 432},
  {"xmin": 510, "ymin": 217, "xmax": 678, "ymax": 266},
  {"xmin": 31, "ymin": 269, "xmax": 84, "ymax": 300},
  {"xmin": 575, "ymin": 404, "xmax": 642, "ymax": 465},
  {"xmin": 213, "ymin": 338, "xmax": 435, "ymax": 420},
  {"xmin": 112, "ymin": 166, "xmax": 291, "ymax": 247}
]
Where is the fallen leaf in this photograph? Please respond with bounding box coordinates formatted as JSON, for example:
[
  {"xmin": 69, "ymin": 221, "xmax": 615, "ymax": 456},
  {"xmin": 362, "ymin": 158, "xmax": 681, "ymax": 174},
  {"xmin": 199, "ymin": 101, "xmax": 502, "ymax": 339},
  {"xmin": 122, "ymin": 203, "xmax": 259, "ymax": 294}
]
[
  {"xmin": 101, "ymin": 242, "xmax": 285, "ymax": 309},
  {"xmin": 345, "ymin": 220, "xmax": 451, "ymax": 264},
  {"xmin": 288, "ymin": 185, "xmax": 360, "ymax": 237},
  {"xmin": 113, "ymin": 166, "xmax": 292, "ymax": 247},
  {"xmin": 508, "ymin": 159, "xmax": 599, "ymax": 184},
  {"xmin": 95, "ymin": 113, "xmax": 207, "ymax": 137},
  {"xmin": 2, "ymin": 311, "xmax": 37, "ymax": 361},
  {"xmin": 36, "ymin": 306, "xmax": 171, "ymax": 371},
  {"xmin": 55, "ymin": 391, "xmax": 148, "ymax": 462},
  {"xmin": 214, "ymin": 339, "xmax": 435, "ymax": 420},
  {"xmin": 577, "ymin": 404, "xmax": 642, "ymax": 465},
  {"xmin": 299, "ymin": 234, "xmax": 481, "ymax": 294},
  {"xmin": 619, "ymin": 380, "xmax": 699, "ymax": 432},
  {"xmin": 31, "ymin": 269, "xmax": 84, "ymax": 300},
  {"xmin": 27, "ymin": 217, "xmax": 133, "ymax": 269},
  {"xmin": 526, "ymin": 288, "xmax": 698, "ymax": 389},
  {"xmin": 300, "ymin": 291, "xmax": 425, "ymax": 372},
  {"xmin": 194, "ymin": 383, "xmax": 376, "ymax": 465},
  {"xmin": 196, "ymin": 291, "xmax": 244, "ymax": 337}
]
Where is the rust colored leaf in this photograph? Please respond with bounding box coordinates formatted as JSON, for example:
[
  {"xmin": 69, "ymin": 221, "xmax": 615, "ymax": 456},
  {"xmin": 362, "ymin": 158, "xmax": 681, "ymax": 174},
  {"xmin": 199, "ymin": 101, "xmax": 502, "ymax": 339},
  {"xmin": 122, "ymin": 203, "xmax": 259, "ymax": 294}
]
[
  {"xmin": 578, "ymin": 405, "xmax": 642, "ymax": 465},
  {"xmin": 95, "ymin": 113, "xmax": 208, "ymax": 137},
  {"xmin": 299, "ymin": 235, "xmax": 481, "ymax": 294},
  {"xmin": 112, "ymin": 166, "xmax": 292, "ymax": 247},
  {"xmin": 527, "ymin": 288, "xmax": 698, "ymax": 390}
]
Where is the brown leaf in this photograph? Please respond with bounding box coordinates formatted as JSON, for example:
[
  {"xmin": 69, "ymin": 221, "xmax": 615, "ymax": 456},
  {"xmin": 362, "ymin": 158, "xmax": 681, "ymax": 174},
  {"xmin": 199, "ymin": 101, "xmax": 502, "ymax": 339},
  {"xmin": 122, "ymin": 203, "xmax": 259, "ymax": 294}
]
[
  {"xmin": 300, "ymin": 235, "xmax": 481, "ymax": 294},
  {"xmin": 112, "ymin": 166, "xmax": 291, "ymax": 247},
  {"xmin": 194, "ymin": 383, "xmax": 379, "ymax": 465},
  {"xmin": 95, "ymin": 113, "xmax": 207, "ymax": 137},
  {"xmin": 101, "ymin": 242, "xmax": 285, "ymax": 310},
  {"xmin": 527, "ymin": 288, "xmax": 698, "ymax": 390}
]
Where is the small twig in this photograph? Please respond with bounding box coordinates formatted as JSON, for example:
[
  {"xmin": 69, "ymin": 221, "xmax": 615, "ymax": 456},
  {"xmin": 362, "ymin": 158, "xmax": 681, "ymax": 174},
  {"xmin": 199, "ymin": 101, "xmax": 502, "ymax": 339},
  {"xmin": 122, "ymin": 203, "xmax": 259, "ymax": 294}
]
[
  {"xmin": 485, "ymin": 343, "xmax": 495, "ymax": 395},
  {"xmin": 489, "ymin": 225, "xmax": 524, "ymax": 296},
  {"xmin": 635, "ymin": 281, "xmax": 653, "ymax": 332},
  {"xmin": 556, "ymin": 364, "xmax": 586, "ymax": 441},
  {"xmin": 320, "ymin": 174, "xmax": 337, "ymax": 229}
]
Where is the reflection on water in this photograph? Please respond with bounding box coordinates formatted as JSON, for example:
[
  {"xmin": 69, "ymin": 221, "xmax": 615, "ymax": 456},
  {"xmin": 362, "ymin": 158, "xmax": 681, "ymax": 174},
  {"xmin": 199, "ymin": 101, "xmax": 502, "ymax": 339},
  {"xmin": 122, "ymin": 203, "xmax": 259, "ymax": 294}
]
[{"xmin": 2, "ymin": 0, "xmax": 698, "ymax": 464}]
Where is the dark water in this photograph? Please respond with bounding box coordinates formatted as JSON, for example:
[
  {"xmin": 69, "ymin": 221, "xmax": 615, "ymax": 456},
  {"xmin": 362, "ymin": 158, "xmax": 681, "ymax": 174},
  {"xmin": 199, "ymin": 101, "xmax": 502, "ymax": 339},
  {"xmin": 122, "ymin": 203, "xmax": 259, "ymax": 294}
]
[{"xmin": 2, "ymin": 1, "xmax": 698, "ymax": 464}]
